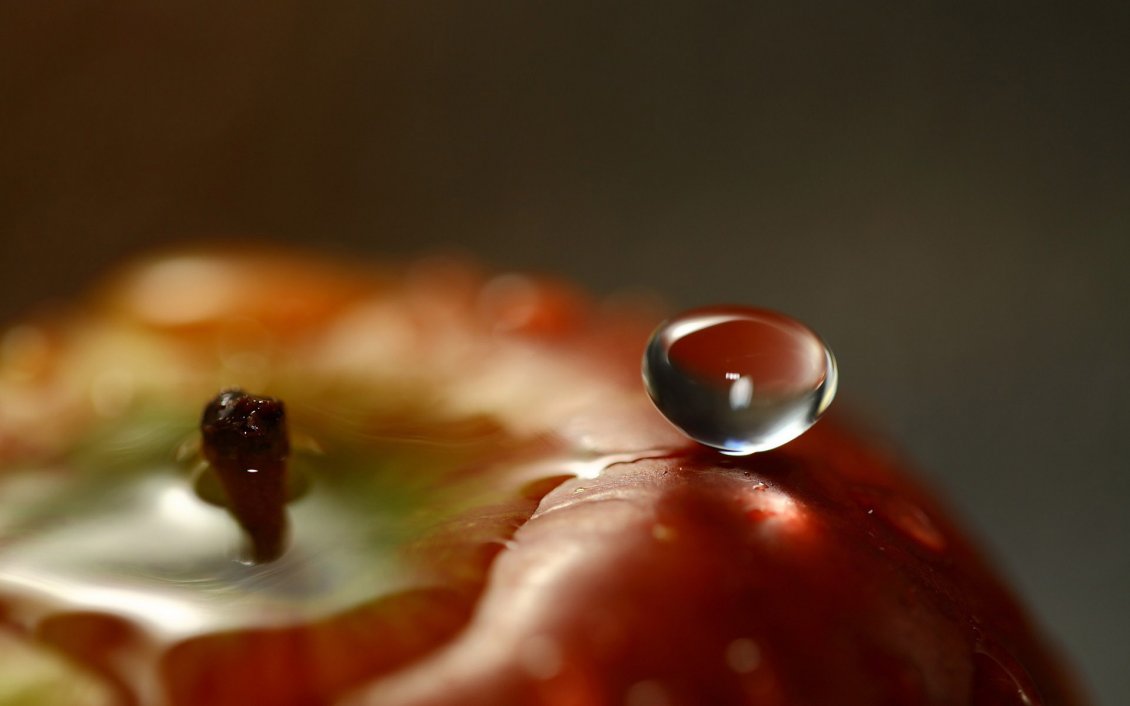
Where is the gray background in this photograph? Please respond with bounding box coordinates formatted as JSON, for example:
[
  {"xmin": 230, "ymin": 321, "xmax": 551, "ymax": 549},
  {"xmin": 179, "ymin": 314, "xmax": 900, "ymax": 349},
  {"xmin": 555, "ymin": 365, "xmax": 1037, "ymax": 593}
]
[{"xmin": 2, "ymin": 3, "xmax": 1127, "ymax": 703}]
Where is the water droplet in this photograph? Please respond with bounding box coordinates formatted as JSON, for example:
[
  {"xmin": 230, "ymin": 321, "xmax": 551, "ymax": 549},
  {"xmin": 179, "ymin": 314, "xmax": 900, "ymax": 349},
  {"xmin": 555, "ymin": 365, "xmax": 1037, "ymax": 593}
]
[
  {"xmin": 879, "ymin": 496, "xmax": 947, "ymax": 552},
  {"xmin": 854, "ymin": 486, "xmax": 947, "ymax": 553},
  {"xmin": 642, "ymin": 306, "xmax": 837, "ymax": 455}
]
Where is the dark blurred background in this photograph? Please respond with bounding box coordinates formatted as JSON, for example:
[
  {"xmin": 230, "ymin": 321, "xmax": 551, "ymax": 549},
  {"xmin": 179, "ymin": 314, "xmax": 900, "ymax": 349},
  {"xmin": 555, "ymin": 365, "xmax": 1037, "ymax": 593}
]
[{"xmin": 1, "ymin": 2, "xmax": 1127, "ymax": 703}]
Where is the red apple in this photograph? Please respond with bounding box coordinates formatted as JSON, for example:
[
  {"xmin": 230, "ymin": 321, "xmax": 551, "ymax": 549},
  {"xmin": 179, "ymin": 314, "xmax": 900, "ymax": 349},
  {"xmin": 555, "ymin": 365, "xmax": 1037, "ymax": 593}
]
[{"xmin": 0, "ymin": 248, "xmax": 1088, "ymax": 706}]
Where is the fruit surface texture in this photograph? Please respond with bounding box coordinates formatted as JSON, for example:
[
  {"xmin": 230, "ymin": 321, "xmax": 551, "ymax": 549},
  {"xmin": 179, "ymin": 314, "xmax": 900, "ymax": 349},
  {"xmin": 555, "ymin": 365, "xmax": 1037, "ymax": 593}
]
[{"xmin": 0, "ymin": 249, "xmax": 1087, "ymax": 706}]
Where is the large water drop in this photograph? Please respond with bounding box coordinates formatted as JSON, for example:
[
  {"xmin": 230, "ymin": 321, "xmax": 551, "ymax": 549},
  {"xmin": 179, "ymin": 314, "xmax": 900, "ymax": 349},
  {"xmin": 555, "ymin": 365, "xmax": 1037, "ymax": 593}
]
[{"xmin": 642, "ymin": 306, "xmax": 837, "ymax": 455}]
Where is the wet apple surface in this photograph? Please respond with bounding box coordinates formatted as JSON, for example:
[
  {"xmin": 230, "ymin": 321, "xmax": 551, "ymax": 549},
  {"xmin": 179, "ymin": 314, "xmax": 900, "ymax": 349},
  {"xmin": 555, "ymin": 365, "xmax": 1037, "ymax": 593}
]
[{"xmin": 0, "ymin": 250, "xmax": 1088, "ymax": 705}]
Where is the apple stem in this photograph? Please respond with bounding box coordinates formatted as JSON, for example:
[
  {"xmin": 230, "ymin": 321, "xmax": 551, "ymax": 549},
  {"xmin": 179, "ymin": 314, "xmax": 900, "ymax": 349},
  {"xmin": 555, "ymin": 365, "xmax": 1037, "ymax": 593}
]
[{"xmin": 200, "ymin": 388, "xmax": 291, "ymax": 563}]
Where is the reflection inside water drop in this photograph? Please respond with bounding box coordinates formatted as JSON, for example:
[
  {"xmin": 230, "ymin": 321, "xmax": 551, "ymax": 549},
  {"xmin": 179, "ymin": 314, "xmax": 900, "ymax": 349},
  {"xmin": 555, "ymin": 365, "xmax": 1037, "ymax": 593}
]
[{"xmin": 642, "ymin": 306, "xmax": 837, "ymax": 454}]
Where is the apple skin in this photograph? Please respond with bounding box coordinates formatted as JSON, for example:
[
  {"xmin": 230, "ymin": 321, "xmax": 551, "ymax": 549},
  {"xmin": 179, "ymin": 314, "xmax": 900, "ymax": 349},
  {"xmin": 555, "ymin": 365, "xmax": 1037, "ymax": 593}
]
[
  {"xmin": 0, "ymin": 249, "xmax": 1089, "ymax": 706},
  {"xmin": 344, "ymin": 425, "xmax": 1085, "ymax": 706}
]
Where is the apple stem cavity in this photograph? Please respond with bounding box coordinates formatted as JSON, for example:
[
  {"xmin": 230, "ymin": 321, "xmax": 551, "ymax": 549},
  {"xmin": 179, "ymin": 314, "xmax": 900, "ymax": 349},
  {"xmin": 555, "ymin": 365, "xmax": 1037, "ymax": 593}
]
[{"xmin": 200, "ymin": 388, "xmax": 291, "ymax": 564}]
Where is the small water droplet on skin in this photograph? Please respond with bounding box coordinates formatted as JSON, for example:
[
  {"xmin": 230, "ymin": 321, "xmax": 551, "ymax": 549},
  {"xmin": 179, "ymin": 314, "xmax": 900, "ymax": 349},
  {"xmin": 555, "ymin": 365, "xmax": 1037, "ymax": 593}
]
[
  {"xmin": 625, "ymin": 680, "xmax": 671, "ymax": 706},
  {"xmin": 855, "ymin": 487, "xmax": 947, "ymax": 553},
  {"xmin": 642, "ymin": 306, "xmax": 836, "ymax": 455},
  {"xmin": 881, "ymin": 497, "xmax": 946, "ymax": 552},
  {"xmin": 725, "ymin": 637, "xmax": 762, "ymax": 674},
  {"xmin": 563, "ymin": 449, "xmax": 673, "ymax": 480},
  {"xmin": 651, "ymin": 524, "xmax": 677, "ymax": 542}
]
